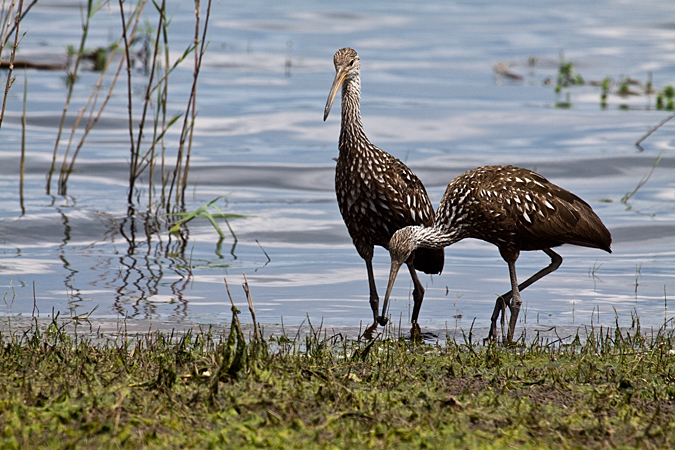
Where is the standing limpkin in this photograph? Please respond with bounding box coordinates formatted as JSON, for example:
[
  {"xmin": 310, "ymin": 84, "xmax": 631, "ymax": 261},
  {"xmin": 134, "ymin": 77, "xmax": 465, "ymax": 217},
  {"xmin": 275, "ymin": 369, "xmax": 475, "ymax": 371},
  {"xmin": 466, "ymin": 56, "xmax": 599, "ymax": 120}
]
[
  {"xmin": 323, "ymin": 47, "xmax": 444, "ymax": 331},
  {"xmin": 381, "ymin": 165, "xmax": 612, "ymax": 342}
]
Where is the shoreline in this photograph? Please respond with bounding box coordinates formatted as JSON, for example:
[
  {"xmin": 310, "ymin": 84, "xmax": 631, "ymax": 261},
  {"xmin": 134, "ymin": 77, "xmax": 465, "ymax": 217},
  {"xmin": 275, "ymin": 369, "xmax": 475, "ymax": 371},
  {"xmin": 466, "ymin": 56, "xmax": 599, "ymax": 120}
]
[{"xmin": 0, "ymin": 314, "xmax": 663, "ymax": 345}]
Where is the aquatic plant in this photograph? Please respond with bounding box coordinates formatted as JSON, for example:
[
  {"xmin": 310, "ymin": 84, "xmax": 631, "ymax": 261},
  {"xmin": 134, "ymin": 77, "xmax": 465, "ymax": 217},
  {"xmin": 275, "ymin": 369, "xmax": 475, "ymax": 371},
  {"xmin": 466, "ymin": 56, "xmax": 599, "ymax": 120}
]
[
  {"xmin": 46, "ymin": 0, "xmax": 107, "ymax": 195},
  {"xmin": 657, "ymin": 85, "xmax": 675, "ymax": 110},
  {"xmin": 0, "ymin": 0, "xmax": 38, "ymax": 131},
  {"xmin": 45, "ymin": 0, "xmax": 213, "ymax": 218},
  {"xmin": 600, "ymin": 77, "xmax": 611, "ymax": 109},
  {"xmin": 555, "ymin": 53, "xmax": 584, "ymax": 92},
  {"xmin": 168, "ymin": 196, "xmax": 247, "ymax": 240}
]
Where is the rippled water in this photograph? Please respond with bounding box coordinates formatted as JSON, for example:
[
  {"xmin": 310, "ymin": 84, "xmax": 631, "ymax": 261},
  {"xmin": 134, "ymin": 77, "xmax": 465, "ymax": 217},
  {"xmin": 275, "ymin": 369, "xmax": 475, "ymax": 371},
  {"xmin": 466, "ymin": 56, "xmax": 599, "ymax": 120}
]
[{"xmin": 0, "ymin": 0, "xmax": 674, "ymax": 334}]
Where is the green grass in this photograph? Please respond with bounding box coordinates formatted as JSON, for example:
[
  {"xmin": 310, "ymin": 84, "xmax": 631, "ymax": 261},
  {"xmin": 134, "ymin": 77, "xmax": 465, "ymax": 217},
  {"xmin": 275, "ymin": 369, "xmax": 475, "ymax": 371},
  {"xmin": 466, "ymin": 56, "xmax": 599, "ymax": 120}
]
[{"xmin": 1, "ymin": 311, "xmax": 675, "ymax": 449}]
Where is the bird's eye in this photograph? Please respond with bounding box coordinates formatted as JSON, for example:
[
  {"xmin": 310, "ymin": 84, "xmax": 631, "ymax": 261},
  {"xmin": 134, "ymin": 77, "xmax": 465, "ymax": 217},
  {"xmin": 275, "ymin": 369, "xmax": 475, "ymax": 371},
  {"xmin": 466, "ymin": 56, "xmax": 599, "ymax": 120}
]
[{"xmin": 349, "ymin": 59, "xmax": 355, "ymax": 67}]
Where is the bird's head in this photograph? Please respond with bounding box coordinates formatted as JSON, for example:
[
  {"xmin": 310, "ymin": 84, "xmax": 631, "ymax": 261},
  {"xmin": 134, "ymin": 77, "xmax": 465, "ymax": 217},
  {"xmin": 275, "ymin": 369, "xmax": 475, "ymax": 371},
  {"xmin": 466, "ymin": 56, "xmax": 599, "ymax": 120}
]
[
  {"xmin": 377, "ymin": 226, "xmax": 420, "ymax": 326},
  {"xmin": 323, "ymin": 48, "xmax": 360, "ymax": 121},
  {"xmin": 388, "ymin": 226, "xmax": 419, "ymax": 267},
  {"xmin": 333, "ymin": 47, "xmax": 361, "ymax": 77}
]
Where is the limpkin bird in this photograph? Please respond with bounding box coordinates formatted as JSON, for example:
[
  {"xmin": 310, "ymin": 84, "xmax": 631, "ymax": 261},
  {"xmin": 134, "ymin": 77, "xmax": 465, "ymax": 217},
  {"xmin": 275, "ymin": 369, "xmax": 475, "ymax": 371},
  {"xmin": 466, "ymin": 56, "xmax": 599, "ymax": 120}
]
[
  {"xmin": 323, "ymin": 47, "xmax": 444, "ymax": 331},
  {"xmin": 381, "ymin": 165, "xmax": 612, "ymax": 342}
]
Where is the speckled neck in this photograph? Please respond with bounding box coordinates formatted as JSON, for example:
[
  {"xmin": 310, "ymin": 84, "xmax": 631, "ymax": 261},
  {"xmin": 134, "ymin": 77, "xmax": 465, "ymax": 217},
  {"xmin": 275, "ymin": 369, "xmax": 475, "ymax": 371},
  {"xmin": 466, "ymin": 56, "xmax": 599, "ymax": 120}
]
[
  {"xmin": 338, "ymin": 73, "xmax": 369, "ymax": 153},
  {"xmin": 414, "ymin": 225, "xmax": 461, "ymax": 250}
]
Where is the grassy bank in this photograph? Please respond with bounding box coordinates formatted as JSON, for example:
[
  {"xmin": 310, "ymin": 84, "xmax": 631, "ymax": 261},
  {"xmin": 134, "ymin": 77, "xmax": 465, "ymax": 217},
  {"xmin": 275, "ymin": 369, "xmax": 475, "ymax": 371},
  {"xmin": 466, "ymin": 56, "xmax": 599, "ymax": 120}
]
[{"xmin": 1, "ymin": 312, "xmax": 674, "ymax": 449}]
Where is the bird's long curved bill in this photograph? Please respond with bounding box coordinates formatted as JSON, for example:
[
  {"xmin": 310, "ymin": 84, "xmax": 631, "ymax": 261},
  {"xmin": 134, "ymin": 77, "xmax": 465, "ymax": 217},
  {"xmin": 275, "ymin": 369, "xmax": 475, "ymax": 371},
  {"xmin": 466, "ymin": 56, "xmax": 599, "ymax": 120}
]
[
  {"xmin": 380, "ymin": 259, "xmax": 404, "ymax": 324},
  {"xmin": 323, "ymin": 69, "xmax": 347, "ymax": 121}
]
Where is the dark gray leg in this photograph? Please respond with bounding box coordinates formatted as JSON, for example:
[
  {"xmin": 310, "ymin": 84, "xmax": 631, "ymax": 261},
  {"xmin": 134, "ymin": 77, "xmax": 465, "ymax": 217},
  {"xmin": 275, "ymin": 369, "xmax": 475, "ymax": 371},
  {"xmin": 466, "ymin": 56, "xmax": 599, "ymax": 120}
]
[
  {"xmin": 406, "ymin": 262, "xmax": 425, "ymax": 335},
  {"xmin": 406, "ymin": 262, "xmax": 425, "ymax": 323},
  {"xmin": 365, "ymin": 257, "xmax": 379, "ymax": 324},
  {"xmin": 488, "ymin": 249, "xmax": 563, "ymax": 342},
  {"xmin": 506, "ymin": 260, "xmax": 522, "ymax": 342}
]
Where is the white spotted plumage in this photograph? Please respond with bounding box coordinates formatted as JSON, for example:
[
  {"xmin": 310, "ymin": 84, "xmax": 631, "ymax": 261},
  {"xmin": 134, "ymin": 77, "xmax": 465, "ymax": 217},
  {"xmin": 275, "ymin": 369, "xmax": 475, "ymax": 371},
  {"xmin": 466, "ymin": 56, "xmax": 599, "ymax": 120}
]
[
  {"xmin": 383, "ymin": 164, "xmax": 613, "ymax": 341},
  {"xmin": 324, "ymin": 47, "xmax": 444, "ymax": 327}
]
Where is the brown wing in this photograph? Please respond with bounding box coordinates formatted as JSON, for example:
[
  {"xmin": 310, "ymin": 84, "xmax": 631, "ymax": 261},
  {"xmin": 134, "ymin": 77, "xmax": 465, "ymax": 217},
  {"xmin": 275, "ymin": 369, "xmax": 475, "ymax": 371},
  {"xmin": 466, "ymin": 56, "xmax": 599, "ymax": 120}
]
[
  {"xmin": 387, "ymin": 157, "xmax": 445, "ymax": 274},
  {"xmin": 379, "ymin": 156, "xmax": 435, "ymax": 228},
  {"xmin": 475, "ymin": 166, "xmax": 611, "ymax": 252},
  {"xmin": 386, "ymin": 157, "xmax": 446, "ymax": 274},
  {"xmin": 335, "ymin": 140, "xmax": 444, "ymax": 273},
  {"xmin": 375, "ymin": 152, "xmax": 445, "ymax": 274}
]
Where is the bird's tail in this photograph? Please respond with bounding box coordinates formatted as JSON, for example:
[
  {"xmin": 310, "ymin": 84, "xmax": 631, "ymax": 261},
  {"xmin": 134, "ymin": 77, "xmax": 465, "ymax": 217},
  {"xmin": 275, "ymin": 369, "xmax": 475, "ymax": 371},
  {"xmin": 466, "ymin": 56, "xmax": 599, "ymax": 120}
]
[{"xmin": 568, "ymin": 203, "xmax": 613, "ymax": 253}]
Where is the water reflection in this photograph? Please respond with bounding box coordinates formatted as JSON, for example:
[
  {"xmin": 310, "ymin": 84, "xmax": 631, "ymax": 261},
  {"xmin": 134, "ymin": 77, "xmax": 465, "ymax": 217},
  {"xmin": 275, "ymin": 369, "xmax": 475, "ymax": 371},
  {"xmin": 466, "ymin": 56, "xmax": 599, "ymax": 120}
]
[
  {"xmin": 29, "ymin": 203, "xmax": 244, "ymax": 321},
  {"xmin": 56, "ymin": 205, "xmax": 79, "ymax": 315},
  {"xmin": 113, "ymin": 209, "xmax": 210, "ymax": 320}
]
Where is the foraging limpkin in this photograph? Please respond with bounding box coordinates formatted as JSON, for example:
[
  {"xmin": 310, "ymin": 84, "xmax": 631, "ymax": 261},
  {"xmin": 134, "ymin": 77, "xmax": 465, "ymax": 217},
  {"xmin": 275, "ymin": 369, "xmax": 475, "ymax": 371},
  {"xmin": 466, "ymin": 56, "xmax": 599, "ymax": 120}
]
[
  {"xmin": 323, "ymin": 47, "xmax": 444, "ymax": 331},
  {"xmin": 381, "ymin": 165, "xmax": 612, "ymax": 342}
]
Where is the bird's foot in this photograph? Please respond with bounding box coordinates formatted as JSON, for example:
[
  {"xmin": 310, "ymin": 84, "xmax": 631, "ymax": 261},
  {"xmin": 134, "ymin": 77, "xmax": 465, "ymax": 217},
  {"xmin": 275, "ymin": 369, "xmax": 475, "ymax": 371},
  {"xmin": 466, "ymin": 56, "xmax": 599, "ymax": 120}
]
[
  {"xmin": 410, "ymin": 322, "xmax": 422, "ymax": 341},
  {"xmin": 485, "ymin": 319, "xmax": 499, "ymax": 344},
  {"xmin": 363, "ymin": 322, "xmax": 379, "ymax": 341}
]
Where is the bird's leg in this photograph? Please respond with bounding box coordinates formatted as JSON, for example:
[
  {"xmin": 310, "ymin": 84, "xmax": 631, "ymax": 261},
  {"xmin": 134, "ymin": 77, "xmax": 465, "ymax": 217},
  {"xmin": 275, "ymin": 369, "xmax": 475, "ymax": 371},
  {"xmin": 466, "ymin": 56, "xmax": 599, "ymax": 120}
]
[
  {"xmin": 488, "ymin": 295, "xmax": 508, "ymax": 342},
  {"xmin": 488, "ymin": 249, "xmax": 563, "ymax": 342},
  {"xmin": 500, "ymin": 300, "xmax": 507, "ymax": 342},
  {"xmin": 365, "ymin": 257, "xmax": 380, "ymax": 326},
  {"xmin": 496, "ymin": 249, "xmax": 563, "ymax": 307},
  {"xmin": 406, "ymin": 261, "xmax": 425, "ymax": 336},
  {"xmin": 506, "ymin": 260, "xmax": 522, "ymax": 342},
  {"xmin": 489, "ymin": 296, "xmax": 505, "ymax": 341}
]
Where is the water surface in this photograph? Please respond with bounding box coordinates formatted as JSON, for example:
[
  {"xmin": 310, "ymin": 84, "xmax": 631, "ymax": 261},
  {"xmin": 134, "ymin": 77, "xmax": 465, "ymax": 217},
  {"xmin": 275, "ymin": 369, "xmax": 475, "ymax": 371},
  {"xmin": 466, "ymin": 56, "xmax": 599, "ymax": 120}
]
[{"xmin": 0, "ymin": 0, "xmax": 674, "ymax": 334}]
